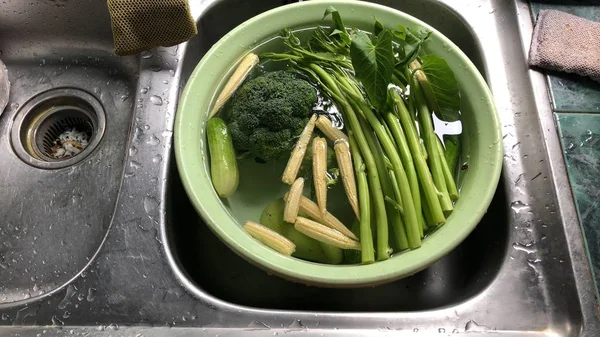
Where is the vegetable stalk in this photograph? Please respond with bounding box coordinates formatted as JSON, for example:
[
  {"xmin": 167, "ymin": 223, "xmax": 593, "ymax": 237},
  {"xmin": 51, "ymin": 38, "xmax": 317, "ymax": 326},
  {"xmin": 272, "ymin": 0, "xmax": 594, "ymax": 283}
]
[
  {"xmin": 436, "ymin": 136, "xmax": 459, "ymax": 201},
  {"xmin": 343, "ymin": 86, "xmax": 420, "ymax": 249},
  {"xmin": 359, "ymin": 114, "xmax": 409, "ymax": 251},
  {"xmin": 309, "ymin": 63, "xmax": 390, "ymax": 260},
  {"xmin": 389, "ymin": 89, "xmax": 445, "ymax": 225},
  {"xmin": 414, "ymin": 83, "xmax": 453, "ymax": 215},
  {"xmin": 349, "ymin": 134, "xmax": 375, "ymax": 264}
]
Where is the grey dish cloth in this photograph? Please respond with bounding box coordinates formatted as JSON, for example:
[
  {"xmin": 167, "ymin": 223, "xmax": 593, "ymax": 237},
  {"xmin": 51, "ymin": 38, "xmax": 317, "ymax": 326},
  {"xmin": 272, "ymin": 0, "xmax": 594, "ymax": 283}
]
[{"xmin": 529, "ymin": 10, "xmax": 600, "ymax": 83}]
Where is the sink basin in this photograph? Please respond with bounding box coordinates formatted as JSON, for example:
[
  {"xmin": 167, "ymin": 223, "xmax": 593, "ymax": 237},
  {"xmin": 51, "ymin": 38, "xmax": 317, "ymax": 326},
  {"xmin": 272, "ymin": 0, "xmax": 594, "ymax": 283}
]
[
  {"xmin": 167, "ymin": 159, "xmax": 509, "ymax": 311},
  {"xmin": 166, "ymin": 0, "xmax": 508, "ymax": 311},
  {"xmin": 0, "ymin": 0, "xmax": 598, "ymax": 336},
  {"xmin": 0, "ymin": 0, "xmax": 138, "ymax": 305}
]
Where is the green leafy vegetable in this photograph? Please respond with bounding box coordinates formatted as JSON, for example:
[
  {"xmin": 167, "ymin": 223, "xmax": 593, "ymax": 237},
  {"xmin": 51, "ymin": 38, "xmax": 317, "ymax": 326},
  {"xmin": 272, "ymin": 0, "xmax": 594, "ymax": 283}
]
[
  {"xmin": 323, "ymin": 6, "xmax": 351, "ymax": 45},
  {"xmin": 392, "ymin": 24, "xmax": 407, "ymax": 40},
  {"xmin": 419, "ymin": 54, "xmax": 461, "ymax": 122},
  {"xmin": 374, "ymin": 18, "xmax": 384, "ymax": 36},
  {"xmin": 395, "ymin": 25, "xmax": 431, "ymax": 66},
  {"xmin": 350, "ymin": 30, "xmax": 395, "ymax": 109}
]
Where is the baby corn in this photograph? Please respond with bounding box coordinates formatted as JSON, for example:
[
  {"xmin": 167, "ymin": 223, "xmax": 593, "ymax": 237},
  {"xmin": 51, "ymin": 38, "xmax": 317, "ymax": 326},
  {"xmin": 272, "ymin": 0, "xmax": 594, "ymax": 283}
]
[
  {"xmin": 316, "ymin": 116, "xmax": 348, "ymax": 142},
  {"xmin": 283, "ymin": 177, "xmax": 304, "ymax": 223},
  {"xmin": 282, "ymin": 115, "xmax": 317, "ymax": 185},
  {"xmin": 297, "ymin": 195, "xmax": 358, "ymax": 241},
  {"xmin": 210, "ymin": 53, "xmax": 259, "ymax": 118},
  {"xmin": 312, "ymin": 136, "xmax": 328, "ymax": 215},
  {"xmin": 334, "ymin": 139, "xmax": 359, "ymax": 219},
  {"xmin": 294, "ymin": 217, "xmax": 361, "ymax": 250},
  {"xmin": 244, "ymin": 221, "xmax": 295, "ymax": 256}
]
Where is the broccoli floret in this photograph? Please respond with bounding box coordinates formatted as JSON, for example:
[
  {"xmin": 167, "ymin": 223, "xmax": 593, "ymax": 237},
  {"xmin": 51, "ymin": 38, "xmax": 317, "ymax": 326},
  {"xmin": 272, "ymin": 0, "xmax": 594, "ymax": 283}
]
[{"xmin": 226, "ymin": 70, "xmax": 318, "ymax": 162}]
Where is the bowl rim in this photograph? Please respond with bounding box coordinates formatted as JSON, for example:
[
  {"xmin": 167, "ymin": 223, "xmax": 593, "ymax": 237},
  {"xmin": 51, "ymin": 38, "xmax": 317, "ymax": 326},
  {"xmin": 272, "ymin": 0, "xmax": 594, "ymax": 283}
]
[{"xmin": 174, "ymin": 0, "xmax": 503, "ymax": 287}]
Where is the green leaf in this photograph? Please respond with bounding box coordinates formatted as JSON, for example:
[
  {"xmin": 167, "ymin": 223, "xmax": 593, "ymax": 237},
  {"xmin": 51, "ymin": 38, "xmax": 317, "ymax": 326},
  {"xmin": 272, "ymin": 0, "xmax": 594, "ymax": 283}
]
[
  {"xmin": 396, "ymin": 26, "xmax": 431, "ymax": 65},
  {"xmin": 322, "ymin": 7, "xmax": 351, "ymax": 47},
  {"xmin": 350, "ymin": 30, "xmax": 395, "ymax": 109},
  {"xmin": 330, "ymin": 29, "xmax": 351, "ymax": 45},
  {"xmin": 323, "ymin": 6, "xmax": 347, "ymax": 32},
  {"xmin": 374, "ymin": 18, "xmax": 384, "ymax": 36},
  {"xmin": 392, "ymin": 24, "xmax": 407, "ymax": 40},
  {"xmin": 442, "ymin": 134, "xmax": 460, "ymax": 177},
  {"xmin": 419, "ymin": 54, "xmax": 461, "ymax": 122}
]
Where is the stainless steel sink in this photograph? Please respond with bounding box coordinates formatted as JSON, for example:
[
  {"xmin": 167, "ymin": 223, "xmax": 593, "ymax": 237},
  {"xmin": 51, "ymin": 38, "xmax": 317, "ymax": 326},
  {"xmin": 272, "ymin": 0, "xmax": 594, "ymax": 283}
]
[
  {"xmin": 0, "ymin": 0, "xmax": 598, "ymax": 336},
  {"xmin": 166, "ymin": 0, "xmax": 509, "ymax": 312},
  {"xmin": 0, "ymin": 0, "xmax": 138, "ymax": 305}
]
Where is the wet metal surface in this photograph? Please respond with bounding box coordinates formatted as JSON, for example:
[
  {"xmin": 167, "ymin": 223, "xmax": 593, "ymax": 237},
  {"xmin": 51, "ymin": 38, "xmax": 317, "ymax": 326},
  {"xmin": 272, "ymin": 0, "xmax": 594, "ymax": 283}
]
[{"xmin": 0, "ymin": 0, "xmax": 598, "ymax": 336}]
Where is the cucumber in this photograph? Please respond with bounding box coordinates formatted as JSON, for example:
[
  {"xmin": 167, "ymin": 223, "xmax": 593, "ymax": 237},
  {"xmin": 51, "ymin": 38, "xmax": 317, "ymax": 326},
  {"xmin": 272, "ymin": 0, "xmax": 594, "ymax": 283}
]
[{"xmin": 207, "ymin": 117, "xmax": 239, "ymax": 198}]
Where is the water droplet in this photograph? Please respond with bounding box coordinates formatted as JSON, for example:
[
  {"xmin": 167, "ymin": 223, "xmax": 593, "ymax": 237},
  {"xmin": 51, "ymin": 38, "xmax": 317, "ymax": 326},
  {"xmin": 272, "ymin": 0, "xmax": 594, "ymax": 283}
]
[
  {"xmin": 162, "ymin": 80, "xmax": 169, "ymax": 84},
  {"xmin": 512, "ymin": 241, "xmax": 536, "ymax": 254},
  {"xmin": 286, "ymin": 320, "xmax": 306, "ymax": 331},
  {"xmin": 527, "ymin": 258, "xmax": 542, "ymax": 277},
  {"xmin": 130, "ymin": 161, "xmax": 142, "ymax": 169},
  {"xmin": 120, "ymin": 94, "xmax": 130, "ymax": 101},
  {"xmin": 510, "ymin": 200, "xmax": 530, "ymax": 213},
  {"xmin": 465, "ymin": 320, "xmax": 488, "ymax": 332},
  {"xmin": 144, "ymin": 196, "xmax": 159, "ymax": 214},
  {"xmin": 86, "ymin": 288, "xmax": 96, "ymax": 302},
  {"xmin": 152, "ymin": 154, "xmax": 162, "ymax": 163},
  {"xmin": 140, "ymin": 87, "xmax": 149, "ymax": 94},
  {"xmin": 146, "ymin": 135, "xmax": 160, "ymax": 146},
  {"xmin": 93, "ymin": 87, "xmax": 101, "ymax": 94},
  {"xmin": 63, "ymin": 311, "xmax": 71, "ymax": 319},
  {"xmin": 438, "ymin": 328, "xmax": 445, "ymax": 333},
  {"xmin": 141, "ymin": 51, "xmax": 153, "ymax": 59},
  {"xmin": 452, "ymin": 329, "xmax": 459, "ymax": 334},
  {"xmin": 39, "ymin": 59, "xmax": 46, "ymax": 67},
  {"xmin": 246, "ymin": 321, "xmax": 271, "ymax": 330},
  {"xmin": 77, "ymin": 293, "xmax": 85, "ymax": 301},
  {"xmin": 1, "ymin": 313, "xmax": 9, "ymax": 320},
  {"xmin": 51, "ymin": 315, "xmax": 64, "ymax": 327},
  {"xmin": 150, "ymin": 65, "xmax": 162, "ymax": 72},
  {"xmin": 10, "ymin": 102, "xmax": 19, "ymax": 110},
  {"xmin": 129, "ymin": 146, "xmax": 138, "ymax": 156},
  {"xmin": 33, "ymin": 284, "xmax": 40, "ymax": 292},
  {"xmin": 58, "ymin": 285, "xmax": 77, "ymax": 309},
  {"xmin": 413, "ymin": 328, "xmax": 419, "ymax": 332},
  {"xmin": 124, "ymin": 172, "xmax": 135, "ymax": 178},
  {"xmin": 150, "ymin": 95, "xmax": 163, "ymax": 106},
  {"xmin": 169, "ymin": 69, "xmax": 175, "ymax": 77},
  {"xmin": 107, "ymin": 323, "xmax": 119, "ymax": 331}
]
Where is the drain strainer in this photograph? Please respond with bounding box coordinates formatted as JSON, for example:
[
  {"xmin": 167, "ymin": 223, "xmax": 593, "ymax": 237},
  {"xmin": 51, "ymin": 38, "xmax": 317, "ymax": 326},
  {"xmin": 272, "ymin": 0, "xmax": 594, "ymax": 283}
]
[{"xmin": 11, "ymin": 88, "xmax": 106, "ymax": 169}]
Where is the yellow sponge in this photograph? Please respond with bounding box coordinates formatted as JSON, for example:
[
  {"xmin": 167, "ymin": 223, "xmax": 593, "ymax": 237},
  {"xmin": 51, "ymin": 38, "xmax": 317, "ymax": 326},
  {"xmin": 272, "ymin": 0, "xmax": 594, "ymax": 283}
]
[{"xmin": 107, "ymin": 0, "xmax": 198, "ymax": 56}]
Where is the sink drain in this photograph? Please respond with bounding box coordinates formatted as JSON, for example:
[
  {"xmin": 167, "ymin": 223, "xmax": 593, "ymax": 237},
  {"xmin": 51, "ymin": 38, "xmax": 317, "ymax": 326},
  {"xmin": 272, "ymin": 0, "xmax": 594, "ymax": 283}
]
[{"xmin": 11, "ymin": 88, "xmax": 106, "ymax": 169}]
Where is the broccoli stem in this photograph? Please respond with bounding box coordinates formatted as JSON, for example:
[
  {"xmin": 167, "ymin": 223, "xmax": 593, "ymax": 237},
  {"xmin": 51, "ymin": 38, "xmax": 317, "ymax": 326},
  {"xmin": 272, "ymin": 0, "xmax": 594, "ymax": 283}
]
[
  {"xmin": 414, "ymin": 83, "xmax": 453, "ymax": 216},
  {"xmin": 349, "ymin": 134, "xmax": 375, "ymax": 264},
  {"xmin": 308, "ymin": 63, "xmax": 391, "ymax": 260},
  {"xmin": 381, "ymin": 111, "xmax": 422, "ymax": 247},
  {"xmin": 436, "ymin": 136, "xmax": 459, "ymax": 201},
  {"xmin": 360, "ymin": 114, "xmax": 409, "ymax": 252},
  {"xmin": 340, "ymin": 87, "xmax": 420, "ymax": 250},
  {"xmin": 389, "ymin": 89, "xmax": 445, "ymax": 225}
]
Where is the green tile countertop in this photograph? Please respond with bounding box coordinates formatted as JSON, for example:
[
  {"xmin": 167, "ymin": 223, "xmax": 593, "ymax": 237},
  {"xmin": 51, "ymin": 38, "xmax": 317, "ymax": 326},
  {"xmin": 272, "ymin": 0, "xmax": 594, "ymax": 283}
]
[{"xmin": 529, "ymin": 1, "xmax": 600, "ymax": 300}]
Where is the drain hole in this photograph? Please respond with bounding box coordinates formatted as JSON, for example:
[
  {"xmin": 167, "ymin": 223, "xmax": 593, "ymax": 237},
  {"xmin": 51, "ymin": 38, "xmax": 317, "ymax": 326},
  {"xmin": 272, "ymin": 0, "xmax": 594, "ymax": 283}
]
[
  {"xmin": 11, "ymin": 88, "xmax": 106, "ymax": 169},
  {"xmin": 36, "ymin": 108, "xmax": 94, "ymax": 160}
]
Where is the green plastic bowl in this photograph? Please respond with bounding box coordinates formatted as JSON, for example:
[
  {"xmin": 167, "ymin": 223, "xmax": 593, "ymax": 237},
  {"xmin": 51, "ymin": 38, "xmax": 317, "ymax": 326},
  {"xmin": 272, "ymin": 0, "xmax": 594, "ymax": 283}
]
[{"xmin": 174, "ymin": 0, "xmax": 502, "ymax": 287}]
